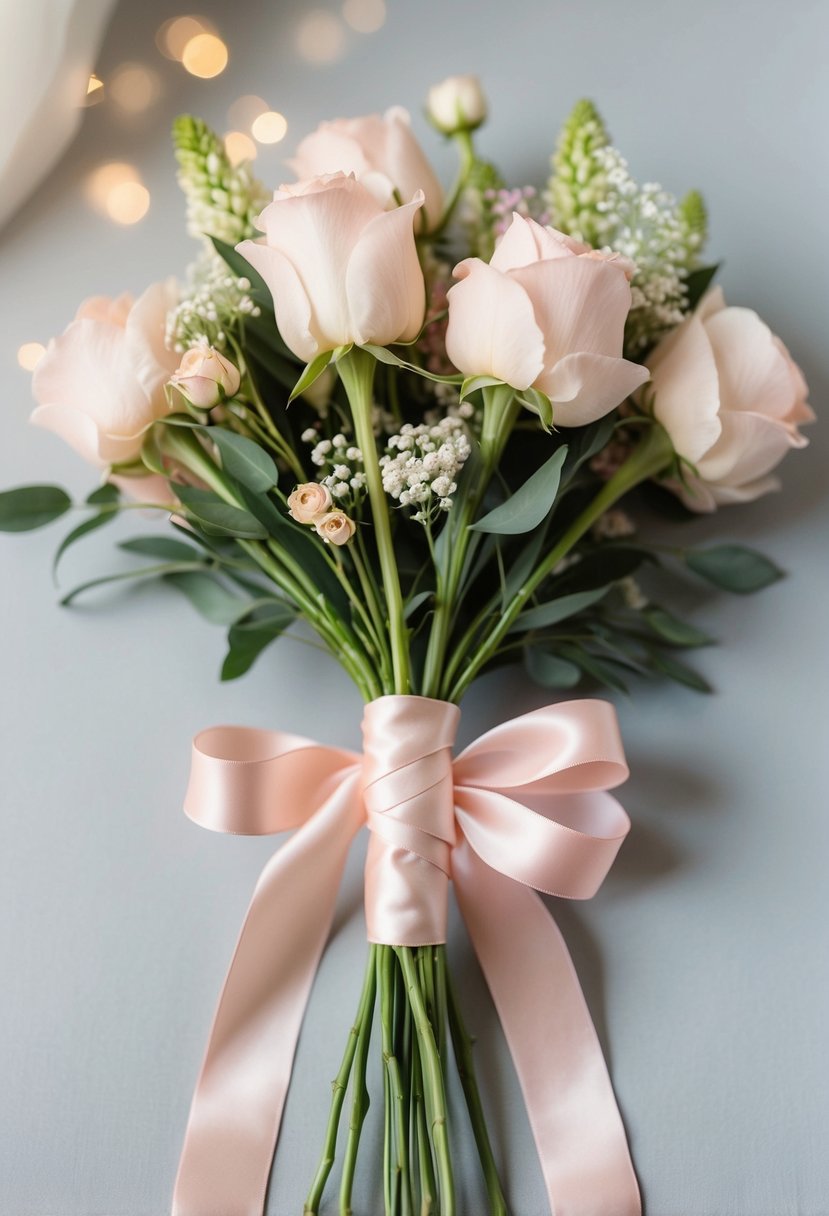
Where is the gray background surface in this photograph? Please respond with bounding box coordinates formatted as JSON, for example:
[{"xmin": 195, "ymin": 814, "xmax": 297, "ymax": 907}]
[{"xmin": 1, "ymin": 1, "xmax": 828, "ymax": 1213}]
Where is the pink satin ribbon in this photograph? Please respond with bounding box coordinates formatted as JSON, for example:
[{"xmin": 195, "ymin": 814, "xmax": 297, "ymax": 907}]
[{"xmin": 172, "ymin": 696, "xmax": 641, "ymax": 1216}]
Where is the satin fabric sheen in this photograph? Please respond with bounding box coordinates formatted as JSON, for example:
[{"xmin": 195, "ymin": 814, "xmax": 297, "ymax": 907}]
[{"xmin": 172, "ymin": 696, "xmax": 641, "ymax": 1216}]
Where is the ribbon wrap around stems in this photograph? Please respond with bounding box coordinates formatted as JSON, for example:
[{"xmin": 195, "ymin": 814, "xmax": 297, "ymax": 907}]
[{"xmin": 172, "ymin": 696, "xmax": 641, "ymax": 1216}]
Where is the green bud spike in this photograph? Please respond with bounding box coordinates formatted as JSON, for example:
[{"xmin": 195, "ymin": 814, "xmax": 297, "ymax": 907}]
[
  {"xmin": 172, "ymin": 114, "xmax": 269, "ymax": 246},
  {"xmin": 546, "ymin": 99, "xmax": 612, "ymax": 245}
]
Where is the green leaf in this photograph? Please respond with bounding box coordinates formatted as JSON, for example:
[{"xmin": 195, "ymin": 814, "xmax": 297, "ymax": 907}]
[
  {"xmin": 684, "ymin": 544, "xmax": 783, "ymax": 594},
  {"xmin": 86, "ymin": 484, "xmax": 120, "ymax": 507},
  {"xmin": 560, "ymin": 644, "xmax": 630, "ymax": 693},
  {"xmin": 555, "ymin": 544, "xmax": 656, "ymax": 593},
  {"xmin": 0, "ymin": 485, "xmax": 72, "ymax": 532},
  {"xmin": 460, "ymin": 374, "xmax": 503, "ymax": 401},
  {"xmin": 404, "ymin": 589, "xmax": 433, "ymax": 620},
  {"xmin": 685, "ymin": 264, "xmax": 719, "ymax": 312},
  {"xmin": 53, "ymin": 507, "xmax": 120, "ymax": 576},
  {"xmin": 516, "ymin": 387, "xmax": 553, "ymax": 431},
  {"xmin": 643, "ymin": 607, "xmax": 713, "ymax": 647},
  {"xmin": 119, "ymin": 535, "xmax": 205, "ymax": 562},
  {"xmin": 60, "ymin": 562, "xmax": 204, "ymax": 606},
  {"xmin": 163, "ymin": 570, "xmax": 255, "ymax": 625},
  {"xmin": 525, "ymin": 646, "xmax": 581, "ymax": 689},
  {"xmin": 471, "ymin": 446, "xmax": 568, "ymax": 535},
  {"xmin": 221, "ymin": 603, "xmax": 296, "ymax": 680},
  {"xmin": 289, "ymin": 350, "xmax": 334, "ymax": 402},
  {"xmin": 174, "ymin": 485, "xmax": 268, "ymax": 539},
  {"xmin": 501, "ymin": 527, "xmax": 548, "ymax": 610},
  {"xmin": 510, "ymin": 586, "xmax": 609, "ymax": 633},
  {"xmin": 561, "ymin": 415, "xmax": 617, "ymax": 484},
  {"xmin": 202, "ymin": 428, "xmax": 278, "ymax": 491},
  {"xmin": 648, "ymin": 651, "xmax": 712, "ymax": 693},
  {"xmin": 360, "ymin": 343, "xmax": 462, "ymax": 385}
]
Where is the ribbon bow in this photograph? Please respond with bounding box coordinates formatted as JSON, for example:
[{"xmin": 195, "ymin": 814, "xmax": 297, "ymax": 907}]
[{"xmin": 172, "ymin": 696, "xmax": 641, "ymax": 1216}]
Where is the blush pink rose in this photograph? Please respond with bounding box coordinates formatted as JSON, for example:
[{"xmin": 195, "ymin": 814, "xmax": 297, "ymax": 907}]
[
  {"xmin": 648, "ymin": 287, "xmax": 813, "ymax": 510},
  {"xmin": 31, "ymin": 280, "xmax": 179, "ymax": 467},
  {"xmin": 237, "ymin": 174, "xmax": 426, "ymax": 363},
  {"xmin": 288, "ymin": 107, "xmax": 443, "ymax": 232},
  {"xmin": 170, "ymin": 343, "xmax": 241, "ymax": 408},
  {"xmin": 445, "ymin": 214, "xmax": 648, "ymax": 426}
]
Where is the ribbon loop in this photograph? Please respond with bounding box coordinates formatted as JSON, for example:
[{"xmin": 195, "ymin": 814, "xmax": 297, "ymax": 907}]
[{"xmin": 173, "ymin": 696, "xmax": 641, "ymax": 1216}]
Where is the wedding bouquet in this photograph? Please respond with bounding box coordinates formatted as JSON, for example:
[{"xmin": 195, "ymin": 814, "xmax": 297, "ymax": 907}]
[{"xmin": 1, "ymin": 76, "xmax": 812, "ymax": 1216}]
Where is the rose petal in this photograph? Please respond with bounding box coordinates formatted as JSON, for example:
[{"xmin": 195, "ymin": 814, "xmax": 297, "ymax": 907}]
[
  {"xmin": 491, "ymin": 214, "xmax": 580, "ymax": 272},
  {"xmin": 541, "ymin": 351, "xmax": 649, "ymax": 427},
  {"xmin": 237, "ymin": 239, "xmax": 319, "ymax": 362},
  {"xmin": 705, "ymin": 306, "xmax": 797, "ymax": 419},
  {"xmin": 445, "ymin": 260, "xmax": 544, "ymax": 390},
  {"xmin": 345, "ymin": 192, "xmax": 426, "ymax": 346},
  {"xmin": 511, "ymin": 255, "xmax": 633, "ymax": 366},
  {"xmin": 648, "ymin": 313, "xmax": 722, "ymax": 464},
  {"xmin": 696, "ymin": 410, "xmax": 798, "ymax": 486}
]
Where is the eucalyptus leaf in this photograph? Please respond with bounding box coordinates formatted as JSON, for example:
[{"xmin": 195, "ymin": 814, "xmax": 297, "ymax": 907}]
[
  {"xmin": 221, "ymin": 603, "xmax": 296, "ymax": 681},
  {"xmin": 510, "ymin": 586, "xmax": 609, "ymax": 633},
  {"xmin": 561, "ymin": 415, "xmax": 617, "ymax": 484},
  {"xmin": 53, "ymin": 507, "xmax": 120, "ymax": 576},
  {"xmin": 174, "ymin": 485, "xmax": 268, "ymax": 539},
  {"xmin": 471, "ymin": 446, "xmax": 568, "ymax": 535},
  {"xmin": 203, "ymin": 428, "xmax": 278, "ymax": 491},
  {"xmin": 119, "ymin": 535, "xmax": 205, "ymax": 562},
  {"xmin": 163, "ymin": 570, "xmax": 252, "ymax": 625},
  {"xmin": 554, "ymin": 545, "xmax": 655, "ymax": 593},
  {"xmin": 525, "ymin": 646, "xmax": 582, "ymax": 690},
  {"xmin": 86, "ymin": 484, "xmax": 120, "ymax": 507},
  {"xmin": 501, "ymin": 527, "xmax": 548, "ymax": 609},
  {"xmin": 60, "ymin": 561, "xmax": 205, "ymax": 606},
  {"xmin": 648, "ymin": 650, "xmax": 712, "ymax": 693},
  {"xmin": 644, "ymin": 607, "xmax": 713, "ymax": 647},
  {"xmin": 404, "ymin": 589, "xmax": 434, "ymax": 620},
  {"xmin": 684, "ymin": 544, "xmax": 783, "ymax": 594},
  {"xmin": 560, "ymin": 644, "xmax": 630, "ymax": 693},
  {"xmin": 0, "ymin": 485, "xmax": 72, "ymax": 532}
]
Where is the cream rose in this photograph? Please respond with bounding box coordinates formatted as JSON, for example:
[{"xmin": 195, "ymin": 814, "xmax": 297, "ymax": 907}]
[
  {"xmin": 445, "ymin": 214, "xmax": 649, "ymax": 426},
  {"xmin": 288, "ymin": 482, "xmax": 333, "ymax": 524},
  {"xmin": 314, "ymin": 510, "xmax": 356, "ymax": 546},
  {"xmin": 237, "ymin": 174, "xmax": 426, "ymax": 364},
  {"xmin": 427, "ymin": 74, "xmax": 487, "ymax": 134},
  {"xmin": 31, "ymin": 280, "xmax": 179, "ymax": 467},
  {"xmin": 170, "ymin": 343, "xmax": 240, "ymax": 408},
  {"xmin": 288, "ymin": 107, "xmax": 443, "ymax": 232},
  {"xmin": 648, "ymin": 287, "xmax": 813, "ymax": 510}
]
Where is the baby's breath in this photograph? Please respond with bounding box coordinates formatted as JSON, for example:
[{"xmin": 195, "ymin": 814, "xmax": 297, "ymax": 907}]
[
  {"xmin": 380, "ymin": 416, "xmax": 471, "ymax": 523},
  {"xmin": 166, "ymin": 251, "xmax": 260, "ymax": 353}
]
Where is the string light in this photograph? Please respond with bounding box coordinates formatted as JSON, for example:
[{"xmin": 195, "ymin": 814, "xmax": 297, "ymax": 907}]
[
  {"xmin": 228, "ymin": 94, "xmax": 269, "ymax": 132},
  {"xmin": 109, "ymin": 63, "xmax": 161, "ymax": 113},
  {"xmin": 156, "ymin": 15, "xmax": 214, "ymax": 61},
  {"xmin": 84, "ymin": 74, "xmax": 105, "ymax": 106},
  {"xmin": 86, "ymin": 163, "xmax": 151, "ymax": 226}
]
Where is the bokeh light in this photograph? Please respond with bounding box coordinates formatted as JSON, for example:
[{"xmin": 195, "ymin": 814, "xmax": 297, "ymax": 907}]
[
  {"xmin": 17, "ymin": 343, "xmax": 46, "ymax": 371},
  {"xmin": 342, "ymin": 0, "xmax": 386, "ymax": 33},
  {"xmin": 181, "ymin": 32, "xmax": 228, "ymax": 78},
  {"xmin": 251, "ymin": 111, "xmax": 288, "ymax": 144},
  {"xmin": 156, "ymin": 15, "xmax": 214, "ymax": 61},
  {"xmin": 296, "ymin": 11, "xmax": 347, "ymax": 64},
  {"xmin": 224, "ymin": 131, "xmax": 257, "ymax": 165},
  {"xmin": 109, "ymin": 63, "xmax": 162, "ymax": 113},
  {"xmin": 84, "ymin": 73, "xmax": 105, "ymax": 106},
  {"xmin": 228, "ymin": 94, "xmax": 269, "ymax": 132},
  {"xmin": 86, "ymin": 163, "xmax": 151, "ymax": 226}
]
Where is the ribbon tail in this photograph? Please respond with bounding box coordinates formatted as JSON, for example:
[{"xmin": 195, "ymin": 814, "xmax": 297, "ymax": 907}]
[
  {"xmin": 453, "ymin": 837, "xmax": 641, "ymax": 1216},
  {"xmin": 172, "ymin": 771, "xmax": 363, "ymax": 1216}
]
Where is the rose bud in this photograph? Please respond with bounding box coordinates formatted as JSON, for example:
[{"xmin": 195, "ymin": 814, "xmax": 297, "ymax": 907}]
[
  {"xmin": 647, "ymin": 287, "xmax": 813, "ymax": 510},
  {"xmin": 288, "ymin": 108, "xmax": 443, "ymax": 232},
  {"xmin": 31, "ymin": 280, "xmax": 179, "ymax": 467},
  {"xmin": 427, "ymin": 74, "xmax": 488, "ymax": 135},
  {"xmin": 446, "ymin": 213, "xmax": 648, "ymax": 426},
  {"xmin": 238, "ymin": 174, "xmax": 426, "ymax": 363},
  {"xmin": 170, "ymin": 344, "xmax": 241, "ymax": 408},
  {"xmin": 288, "ymin": 482, "xmax": 333, "ymax": 524},
  {"xmin": 314, "ymin": 510, "xmax": 356, "ymax": 546}
]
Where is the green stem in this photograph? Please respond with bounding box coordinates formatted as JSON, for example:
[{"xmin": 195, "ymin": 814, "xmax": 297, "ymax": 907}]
[
  {"xmin": 338, "ymin": 349, "xmax": 410, "ymax": 693},
  {"xmin": 339, "ymin": 948, "xmax": 378, "ymax": 1216},
  {"xmin": 441, "ymin": 953, "xmax": 509, "ymax": 1216},
  {"xmin": 421, "ymin": 387, "xmax": 517, "ymax": 699},
  {"xmin": 449, "ymin": 422, "xmax": 675, "ymax": 700},
  {"xmin": 431, "ymin": 129, "xmax": 476, "ymax": 238},
  {"xmin": 396, "ymin": 948, "xmax": 455, "ymax": 1216},
  {"xmin": 410, "ymin": 1027, "xmax": 436, "ymax": 1215},
  {"xmin": 380, "ymin": 948, "xmax": 413, "ymax": 1216},
  {"xmin": 304, "ymin": 950, "xmax": 377, "ymax": 1215}
]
